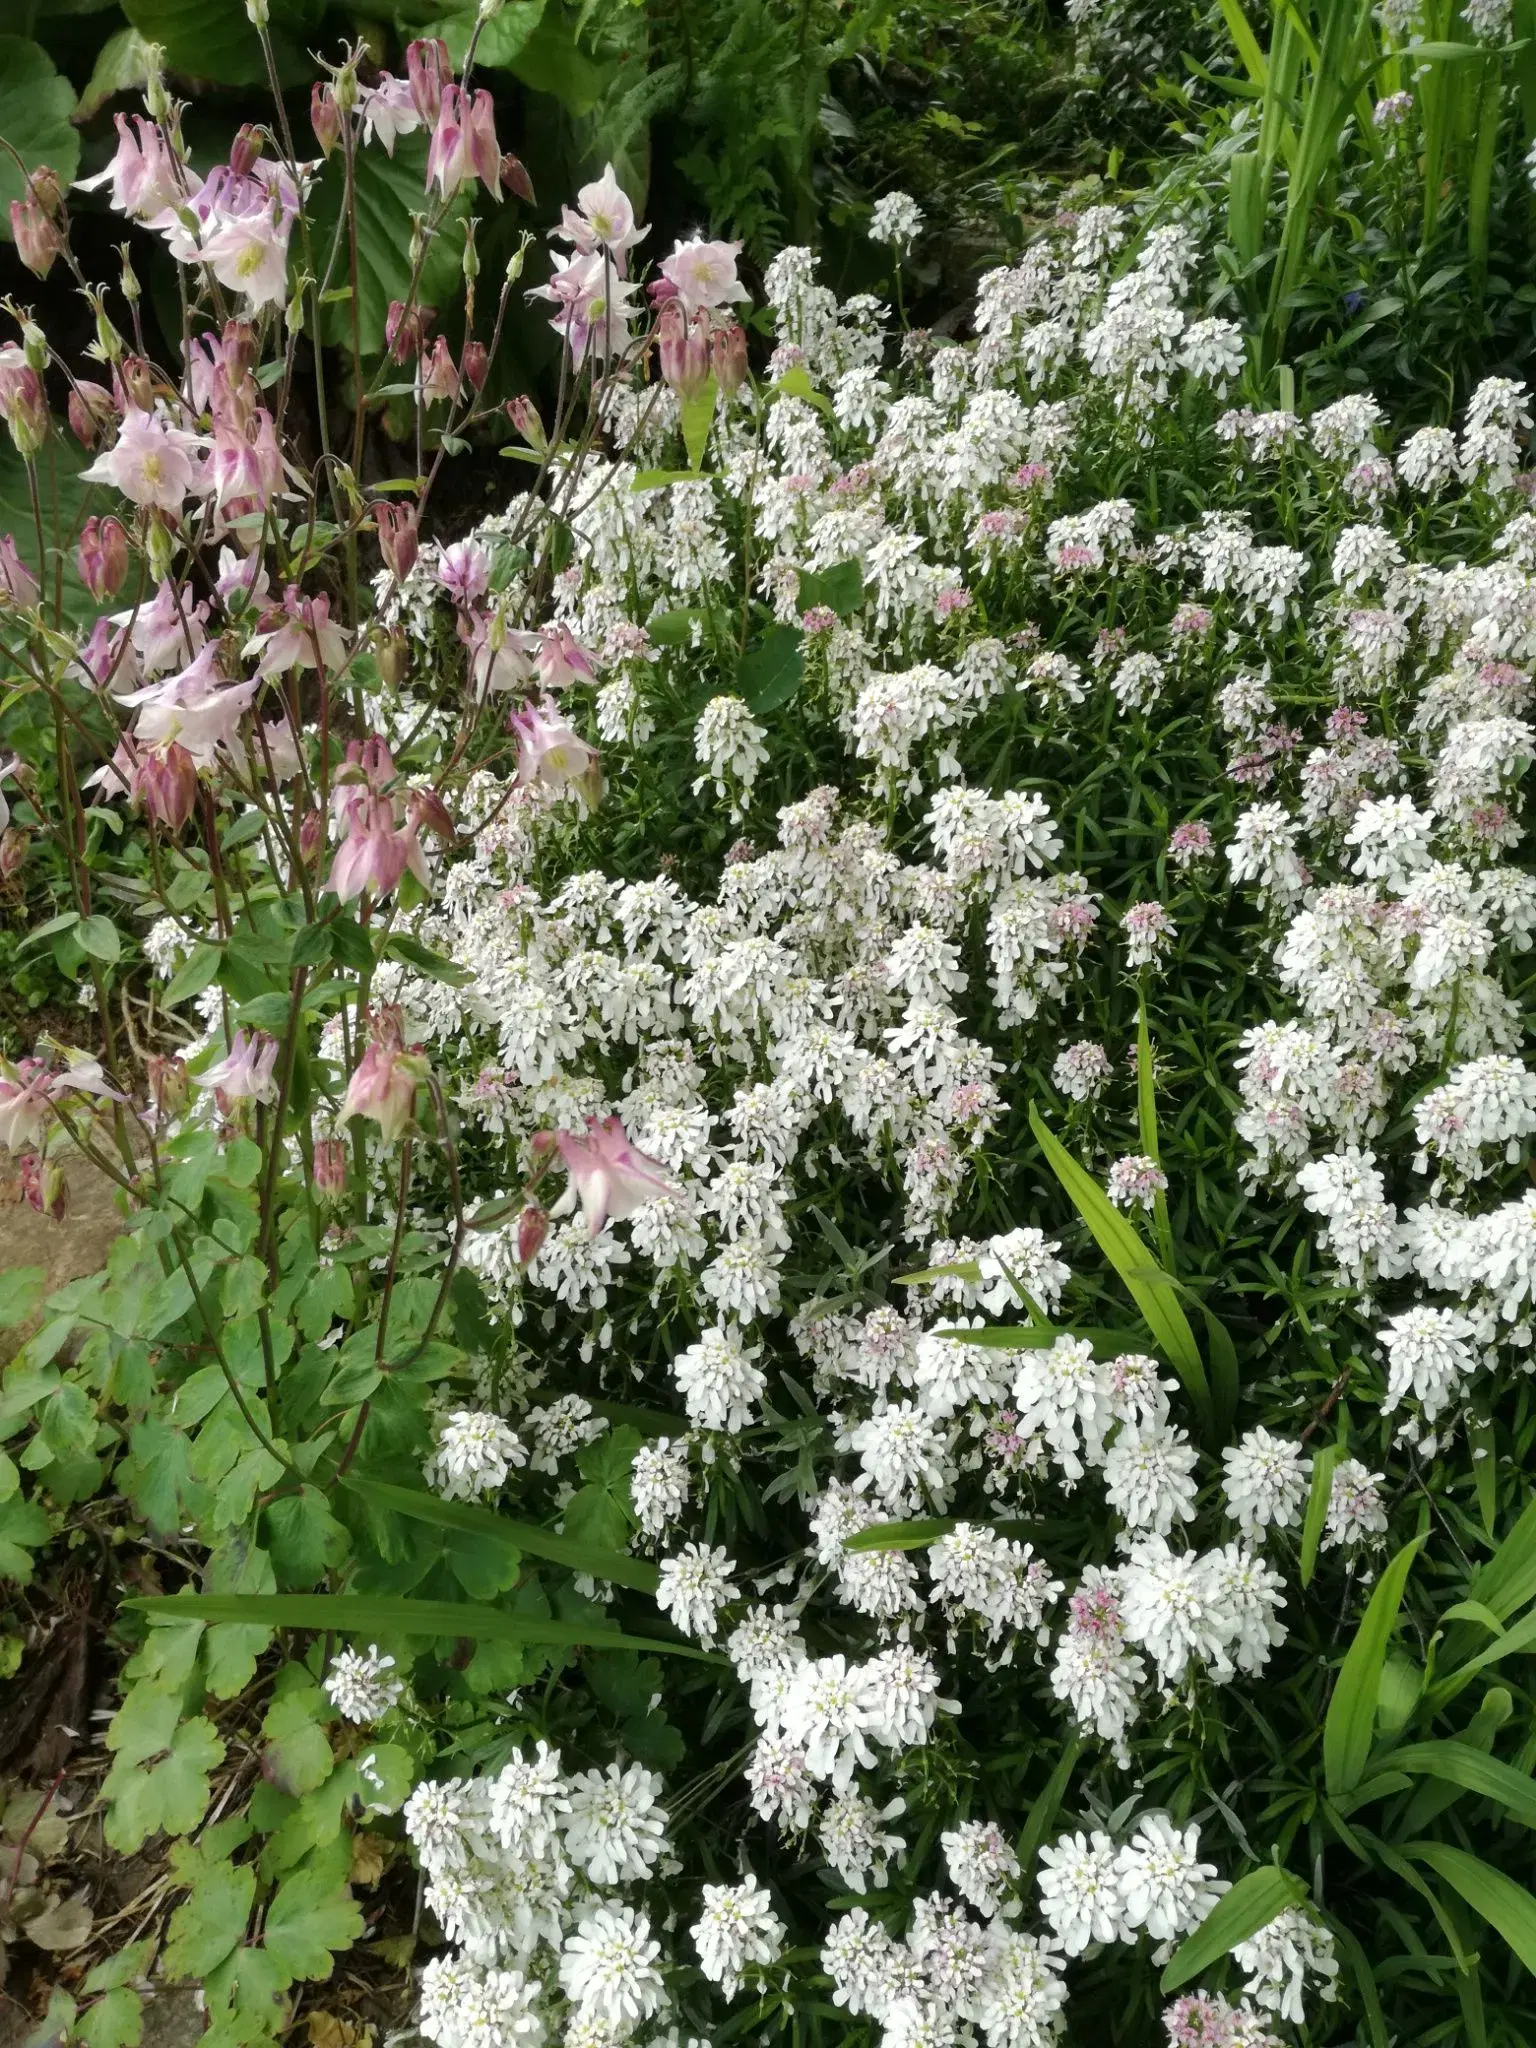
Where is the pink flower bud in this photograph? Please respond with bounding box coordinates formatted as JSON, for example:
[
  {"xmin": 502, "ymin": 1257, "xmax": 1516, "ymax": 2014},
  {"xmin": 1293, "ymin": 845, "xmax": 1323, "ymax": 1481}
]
[
  {"xmin": 0, "ymin": 352, "xmax": 48, "ymax": 461},
  {"xmin": 228, "ymin": 124, "xmax": 263, "ymax": 180},
  {"xmin": 420, "ymin": 334, "xmax": 461, "ymax": 406},
  {"xmin": 311, "ymin": 82, "xmax": 342, "ymax": 156},
  {"xmin": 77, "ymin": 516, "xmax": 129, "ymax": 602},
  {"xmin": 18, "ymin": 1151, "xmax": 67, "ymax": 1222},
  {"xmin": 299, "ymin": 807, "xmax": 324, "ymax": 864},
  {"xmin": 314, "ymin": 1134, "xmax": 349, "ymax": 1200},
  {"xmin": 658, "ymin": 301, "xmax": 710, "ymax": 399},
  {"xmin": 136, "ymin": 741, "xmax": 198, "ymax": 832},
  {"xmin": 385, "ymin": 300, "xmax": 435, "ymax": 363},
  {"xmin": 342, "ymin": 1008, "xmax": 423, "ymax": 1145},
  {"xmin": 10, "ymin": 199, "xmax": 63, "ymax": 280},
  {"xmin": 0, "ymin": 534, "xmax": 39, "ymax": 610},
  {"xmin": 501, "ymin": 154, "xmax": 535, "ymax": 204},
  {"xmin": 710, "ymin": 321, "xmax": 748, "ymax": 396},
  {"xmin": 120, "ymin": 356, "xmax": 155, "ymax": 412},
  {"xmin": 517, "ymin": 1202, "xmax": 549, "ymax": 1265},
  {"xmin": 406, "ymin": 37, "xmax": 451, "ymax": 126},
  {"xmin": 461, "ymin": 339, "xmax": 489, "ymax": 391},
  {"xmin": 373, "ymin": 499, "xmax": 420, "ymax": 581},
  {"xmin": 67, "ymin": 381, "xmax": 116, "ymax": 449},
  {"xmin": 506, "ymin": 394, "xmax": 545, "ymax": 449}
]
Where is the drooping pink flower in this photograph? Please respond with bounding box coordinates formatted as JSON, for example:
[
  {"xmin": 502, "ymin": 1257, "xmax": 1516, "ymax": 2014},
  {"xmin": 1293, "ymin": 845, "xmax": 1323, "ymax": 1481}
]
[
  {"xmin": 119, "ymin": 577, "xmax": 207, "ymax": 677},
  {"xmin": 464, "ymin": 610, "xmax": 540, "ymax": 698},
  {"xmin": 67, "ymin": 381, "xmax": 116, "ymax": 449},
  {"xmin": 134, "ymin": 740, "xmax": 199, "ymax": 830},
  {"xmin": 0, "ymin": 535, "xmax": 39, "ymax": 610},
  {"xmin": 10, "ymin": 196, "xmax": 64, "ymax": 280},
  {"xmin": 657, "ymin": 301, "xmax": 710, "ymax": 398},
  {"xmin": 196, "ymin": 1029, "xmax": 279, "ymax": 1108},
  {"xmin": 77, "ymin": 516, "xmax": 129, "ymax": 602},
  {"xmin": 658, "ymin": 235, "xmax": 749, "ymax": 315},
  {"xmin": 0, "ymin": 346, "xmax": 48, "ymax": 460},
  {"xmin": 245, "ymin": 586, "xmax": 347, "ymax": 677},
  {"xmin": 552, "ymin": 163, "xmax": 647, "ymax": 273},
  {"xmin": 510, "ymin": 699, "xmax": 601, "ymax": 805},
  {"xmin": 342, "ymin": 1007, "xmax": 423, "ymax": 1143},
  {"xmin": 75, "ymin": 115, "xmax": 187, "ymax": 221},
  {"xmin": 80, "ymin": 409, "xmax": 208, "ymax": 514},
  {"xmin": 545, "ymin": 1114, "xmax": 677, "ymax": 1237},
  {"xmin": 122, "ymin": 644, "xmax": 258, "ymax": 768},
  {"xmin": 537, "ymin": 624, "xmax": 597, "ymax": 691},
  {"xmin": 405, "ymin": 38, "xmax": 451, "ymax": 126},
  {"xmin": 426, "ymin": 85, "xmax": 501, "ymax": 199},
  {"xmin": 325, "ymin": 792, "xmax": 427, "ymax": 903},
  {"xmin": 420, "ymin": 335, "xmax": 461, "ymax": 406},
  {"xmin": 0, "ymin": 1053, "xmax": 121, "ymax": 1151},
  {"xmin": 374, "ymin": 500, "xmax": 420, "ymax": 581},
  {"xmin": 207, "ymin": 405, "xmax": 283, "ymax": 523}
]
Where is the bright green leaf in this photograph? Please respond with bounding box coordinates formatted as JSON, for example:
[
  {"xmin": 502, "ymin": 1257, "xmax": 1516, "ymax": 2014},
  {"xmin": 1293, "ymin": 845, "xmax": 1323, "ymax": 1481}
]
[{"xmin": 1161, "ymin": 1865, "xmax": 1308, "ymax": 1992}]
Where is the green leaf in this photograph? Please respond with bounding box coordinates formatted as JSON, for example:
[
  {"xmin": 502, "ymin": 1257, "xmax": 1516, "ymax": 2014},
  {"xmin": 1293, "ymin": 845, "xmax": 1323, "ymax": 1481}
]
[
  {"xmin": 771, "ymin": 363, "xmax": 833, "ymax": 415},
  {"xmin": 1468, "ymin": 1495, "xmax": 1536, "ymax": 1622},
  {"xmin": 0, "ymin": 1266, "xmax": 46, "ymax": 1331},
  {"xmin": 844, "ymin": 1516, "xmax": 957, "ymax": 1553},
  {"xmin": 161, "ymin": 943, "xmax": 223, "ymax": 1007},
  {"xmin": 103, "ymin": 1715, "xmax": 224, "ymax": 1853},
  {"xmin": 1161, "ymin": 1865, "xmax": 1308, "ymax": 1993},
  {"xmin": 162, "ymin": 1857, "xmax": 255, "ymax": 1980},
  {"xmin": 739, "ymin": 625, "xmax": 804, "ymax": 716},
  {"xmin": 76, "ymin": 25, "xmax": 161, "ymax": 120},
  {"xmin": 0, "ymin": 39, "xmax": 79, "ymax": 234},
  {"xmin": 1382, "ymin": 1741, "xmax": 1536, "ymax": 1828},
  {"xmin": 681, "ymin": 377, "xmax": 718, "ymax": 472},
  {"xmin": 130, "ymin": 1593, "xmax": 721, "ymax": 1660},
  {"xmin": 261, "ymin": 1866, "xmax": 363, "ymax": 1981},
  {"xmin": 385, "ymin": 931, "xmax": 474, "ymax": 987},
  {"xmin": 630, "ymin": 469, "xmax": 700, "ymax": 491},
  {"xmin": 0, "ymin": 1491, "xmax": 50, "ymax": 1583},
  {"xmin": 1029, "ymin": 1105, "xmax": 1214, "ymax": 1431},
  {"xmin": 261, "ymin": 1689, "xmax": 334, "ymax": 1798},
  {"xmin": 308, "ymin": 138, "xmax": 470, "ymax": 356},
  {"xmin": 76, "ymin": 1988, "xmax": 143, "ymax": 2048},
  {"xmin": 646, "ymin": 607, "xmax": 708, "ymax": 647},
  {"xmin": 347, "ymin": 1475, "xmax": 658, "ymax": 1591},
  {"xmin": 796, "ymin": 559, "xmax": 865, "ymax": 617},
  {"xmin": 75, "ymin": 914, "xmax": 121, "ymax": 965},
  {"xmin": 1324, "ymin": 1535, "xmax": 1424, "ymax": 1796},
  {"xmin": 119, "ymin": 0, "xmax": 266, "ymax": 83},
  {"xmin": 1299, "ymin": 1442, "xmax": 1338, "ymax": 1589},
  {"xmin": 1405, "ymin": 1841, "xmax": 1536, "ymax": 1976},
  {"xmin": 432, "ymin": 0, "xmax": 549, "ymax": 66},
  {"xmin": 265, "ymin": 1488, "xmax": 350, "ymax": 1589}
]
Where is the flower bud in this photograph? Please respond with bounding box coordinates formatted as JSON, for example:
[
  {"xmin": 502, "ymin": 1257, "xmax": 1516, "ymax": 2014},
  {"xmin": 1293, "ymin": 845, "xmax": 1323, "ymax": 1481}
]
[
  {"xmin": 19, "ymin": 1151, "xmax": 67, "ymax": 1223},
  {"xmin": 138, "ymin": 742, "xmax": 198, "ymax": 832},
  {"xmin": 406, "ymin": 37, "xmax": 451, "ymax": 127},
  {"xmin": 228, "ymin": 124, "xmax": 263, "ymax": 181},
  {"xmin": 420, "ymin": 334, "xmax": 461, "ymax": 407},
  {"xmin": 10, "ymin": 199, "xmax": 63, "ymax": 280},
  {"xmin": 27, "ymin": 167, "xmax": 63, "ymax": 219},
  {"xmin": 373, "ymin": 499, "xmax": 420, "ymax": 581},
  {"xmin": 505, "ymin": 231, "xmax": 532, "ymax": 285},
  {"xmin": 299, "ymin": 807, "xmax": 324, "ymax": 864},
  {"xmin": 384, "ymin": 299, "xmax": 435, "ymax": 364},
  {"xmin": 245, "ymin": 0, "xmax": 270, "ymax": 24},
  {"xmin": 461, "ymin": 339, "xmax": 489, "ymax": 392},
  {"xmin": 88, "ymin": 288, "xmax": 125, "ymax": 364},
  {"xmin": 506, "ymin": 394, "xmax": 544, "ymax": 450},
  {"xmin": 711, "ymin": 321, "xmax": 748, "ymax": 396},
  {"xmin": 658, "ymin": 301, "xmax": 710, "ymax": 400},
  {"xmin": 145, "ymin": 1053, "xmax": 189, "ymax": 1121},
  {"xmin": 332, "ymin": 59, "xmax": 359, "ymax": 115},
  {"xmin": 0, "ymin": 534, "xmax": 39, "ymax": 610},
  {"xmin": 144, "ymin": 513, "xmax": 175, "ymax": 583},
  {"xmin": 0, "ymin": 358, "xmax": 48, "ymax": 461},
  {"xmin": 314, "ymin": 1134, "xmax": 349, "ymax": 1201},
  {"xmin": 118, "ymin": 245, "xmax": 141, "ymax": 303},
  {"xmin": 516, "ymin": 1202, "xmax": 549, "ymax": 1266},
  {"xmin": 21, "ymin": 322, "xmax": 47, "ymax": 375},
  {"xmin": 462, "ymin": 218, "xmax": 480, "ymax": 282},
  {"xmin": 67, "ymin": 381, "xmax": 116, "ymax": 449},
  {"xmin": 311, "ymin": 82, "xmax": 342, "ymax": 157},
  {"xmin": 376, "ymin": 629, "xmax": 410, "ymax": 689},
  {"xmin": 0, "ymin": 827, "xmax": 29, "ymax": 880},
  {"xmin": 120, "ymin": 355, "xmax": 155, "ymax": 412},
  {"xmin": 77, "ymin": 516, "xmax": 129, "ymax": 602},
  {"xmin": 501, "ymin": 155, "xmax": 535, "ymax": 205},
  {"xmin": 144, "ymin": 49, "xmax": 171, "ymax": 123}
]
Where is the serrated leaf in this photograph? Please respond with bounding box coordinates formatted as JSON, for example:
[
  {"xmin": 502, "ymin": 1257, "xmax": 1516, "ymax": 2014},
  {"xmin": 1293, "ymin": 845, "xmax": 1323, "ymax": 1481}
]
[
  {"xmin": 262, "ymin": 1867, "xmax": 363, "ymax": 1981},
  {"xmin": 1161, "ymin": 1865, "xmax": 1308, "ymax": 1992},
  {"xmin": 346, "ymin": 1475, "xmax": 657, "ymax": 1590},
  {"xmin": 162, "ymin": 1857, "xmax": 255, "ymax": 1980},
  {"xmin": 0, "ymin": 1491, "xmax": 51, "ymax": 1583},
  {"xmin": 261, "ymin": 1691, "xmax": 334, "ymax": 1798},
  {"xmin": 103, "ymin": 1715, "xmax": 224, "ymax": 1853},
  {"xmin": 1324, "ymin": 1535, "xmax": 1423, "ymax": 1796},
  {"xmin": 129, "ymin": 1592, "xmax": 721, "ymax": 1660},
  {"xmin": 0, "ymin": 1266, "xmax": 46, "ymax": 1331}
]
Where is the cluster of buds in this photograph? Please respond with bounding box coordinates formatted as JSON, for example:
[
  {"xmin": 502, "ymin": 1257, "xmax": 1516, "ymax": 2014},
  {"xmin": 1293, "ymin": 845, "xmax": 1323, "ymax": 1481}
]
[
  {"xmin": 325, "ymin": 735, "xmax": 453, "ymax": 903},
  {"xmin": 656, "ymin": 302, "xmax": 748, "ymax": 400}
]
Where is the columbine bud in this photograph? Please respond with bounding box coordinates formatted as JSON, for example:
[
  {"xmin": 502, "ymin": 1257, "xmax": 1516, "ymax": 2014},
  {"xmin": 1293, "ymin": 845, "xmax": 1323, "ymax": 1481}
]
[
  {"xmin": 0, "ymin": 534, "xmax": 39, "ymax": 610},
  {"xmin": 342, "ymin": 1008, "xmax": 424, "ymax": 1146},
  {"xmin": 19, "ymin": 1152, "xmax": 67, "ymax": 1223},
  {"xmin": 0, "ymin": 827, "xmax": 29, "ymax": 880},
  {"xmin": 420, "ymin": 335, "xmax": 461, "ymax": 406},
  {"xmin": 145, "ymin": 1053, "xmax": 189, "ymax": 1121},
  {"xmin": 10, "ymin": 199, "xmax": 63, "ymax": 280},
  {"xmin": 314, "ymin": 1134, "xmax": 349, "ymax": 1202},
  {"xmin": 501, "ymin": 154, "xmax": 534, "ymax": 204},
  {"xmin": 67, "ymin": 381, "xmax": 115, "ymax": 449},
  {"xmin": 121, "ymin": 355, "xmax": 155, "ymax": 412},
  {"xmin": 229, "ymin": 125, "xmax": 263, "ymax": 179},
  {"xmin": 711, "ymin": 321, "xmax": 748, "ymax": 396},
  {"xmin": 21, "ymin": 321, "xmax": 47, "ymax": 375},
  {"xmin": 374, "ymin": 500, "xmax": 420, "ymax": 581},
  {"xmin": 658, "ymin": 301, "xmax": 710, "ymax": 399},
  {"xmin": 0, "ymin": 357, "xmax": 48, "ymax": 461},
  {"xmin": 299, "ymin": 807, "xmax": 324, "ymax": 864},
  {"xmin": 138, "ymin": 742, "xmax": 198, "ymax": 832},
  {"xmin": 505, "ymin": 232, "xmax": 532, "ymax": 284},
  {"xmin": 506, "ymin": 394, "xmax": 544, "ymax": 450},
  {"xmin": 384, "ymin": 299, "xmax": 435, "ymax": 363},
  {"xmin": 311, "ymin": 82, "xmax": 342, "ymax": 156},
  {"xmin": 118, "ymin": 245, "xmax": 141, "ymax": 303},
  {"xmin": 406, "ymin": 37, "xmax": 451, "ymax": 126},
  {"xmin": 332, "ymin": 58, "xmax": 359, "ymax": 115},
  {"xmin": 144, "ymin": 47, "xmax": 170, "ymax": 123},
  {"xmin": 516, "ymin": 1202, "xmax": 549, "ymax": 1266},
  {"xmin": 78, "ymin": 517, "xmax": 129, "ymax": 602},
  {"xmin": 461, "ymin": 339, "xmax": 489, "ymax": 392},
  {"xmin": 376, "ymin": 629, "xmax": 410, "ymax": 689},
  {"xmin": 144, "ymin": 513, "xmax": 174, "ymax": 584},
  {"xmin": 244, "ymin": 0, "xmax": 270, "ymax": 24}
]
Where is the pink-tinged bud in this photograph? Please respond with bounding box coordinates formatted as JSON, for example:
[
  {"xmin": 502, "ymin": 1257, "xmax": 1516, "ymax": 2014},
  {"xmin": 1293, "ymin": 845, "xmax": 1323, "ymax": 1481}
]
[
  {"xmin": 506, "ymin": 394, "xmax": 545, "ymax": 450},
  {"xmin": 0, "ymin": 354, "xmax": 48, "ymax": 461},
  {"xmin": 501, "ymin": 154, "xmax": 535, "ymax": 204},
  {"xmin": 409, "ymin": 785, "xmax": 455, "ymax": 842},
  {"xmin": 77, "ymin": 516, "xmax": 129, "ymax": 602},
  {"xmin": 137, "ymin": 741, "xmax": 198, "ymax": 832},
  {"xmin": 516, "ymin": 1202, "xmax": 549, "ymax": 1265},
  {"xmin": 10, "ymin": 199, "xmax": 63, "ymax": 280},
  {"xmin": 145, "ymin": 1052, "xmax": 189, "ymax": 1121},
  {"xmin": 0, "ymin": 534, "xmax": 39, "ymax": 610},
  {"xmin": 461, "ymin": 338, "xmax": 489, "ymax": 391},
  {"xmin": 385, "ymin": 299, "xmax": 435, "ymax": 363},
  {"xmin": 420, "ymin": 334, "xmax": 461, "ymax": 406},
  {"xmin": 314, "ymin": 1134, "xmax": 349, "ymax": 1200},
  {"xmin": 373, "ymin": 499, "xmax": 420, "ymax": 581},
  {"xmin": 376, "ymin": 629, "xmax": 410, "ymax": 689},
  {"xmin": 406, "ymin": 37, "xmax": 451, "ymax": 126},
  {"xmin": 18, "ymin": 1151, "xmax": 67, "ymax": 1223},
  {"xmin": 711, "ymin": 321, "xmax": 748, "ymax": 396},
  {"xmin": 299, "ymin": 807, "xmax": 324, "ymax": 863},
  {"xmin": 27, "ymin": 167, "xmax": 63, "ymax": 220},
  {"xmin": 228, "ymin": 124, "xmax": 263, "ymax": 180},
  {"xmin": 311, "ymin": 82, "xmax": 342, "ymax": 156},
  {"xmin": 68, "ymin": 381, "xmax": 116, "ymax": 449},
  {"xmin": 120, "ymin": 355, "xmax": 155, "ymax": 412},
  {"xmin": 528, "ymin": 1128, "xmax": 559, "ymax": 1172},
  {"xmin": 0, "ymin": 827, "xmax": 29, "ymax": 880},
  {"xmin": 658, "ymin": 301, "xmax": 709, "ymax": 399}
]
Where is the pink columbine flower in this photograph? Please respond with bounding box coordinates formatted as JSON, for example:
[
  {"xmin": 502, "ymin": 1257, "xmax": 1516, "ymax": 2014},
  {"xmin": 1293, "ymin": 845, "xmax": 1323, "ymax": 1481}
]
[
  {"xmin": 200, "ymin": 203, "xmax": 293, "ymax": 312},
  {"xmin": 246, "ymin": 587, "xmax": 347, "ymax": 677},
  {"xmin": 530, "ymin": 251, "xmax": 641, "ymax": 365},
  {"xmin": 197, "ymin": 1029, "xmax": 279, "ymax": 1109},
  {"xmin": 0, "ymin": 348, "xmax": 49, "ymax": 461},
  {"xmin": 134, "ymin": 741, "xmax": 200, "ymax": 831},
  {"xmin": 0, "ymin": 535, "xmax": 39, "ymax": 610},
  {"xmin": 426, "ymin": 85, "xmax": 501, "ymax": 198},
  {"xmin": 359, "ymin": 74, "xmax": 422, "ymax": 154},
  {"xmin": 537, "ymin": 624, "xmax": 597, "ymax": 691},
  {"xmin": 75, "ymin": 115, "xmax": 187, "ymax": 220},
  {"xmin": 122, "ymin": 644, "xmax": 259, "ymax": 769},
  {"xmin": 544, "ymin": 1114, "xmax": 677, "ymax": 1236},
  {"xmin": 81, "ymin": 409, "xmax": 209, "ymax": 514},
  {"xmin": 510, "ymin": 699, "xmax": 602, "ymax": 806},
  {"xmin": 658, "ymin": 235, "xmax": 749, "ymax": 315},
  {"xmin": 325, "ymin": 792, "xmax": 428, "ymax": 903},
  {"xmin": 465, "ymin": 611, "xmax": 540, "ymax": 698},
  {"xmin": 439, "ymin": 540, "xmax": 491, "ymax": 608},
  {"xmin": 405, "ymin": 38, "xmax": 451, "ymax": 126},
  {"xmin": 0, "ymin": 1055, "xmax": 121, "ymax": 1153},
  {"xmin": 342, "ymin": 1008, "xmax": 423, "ymax": 1144},
  {"xmin": 374, "ymin": 501, "xmax": 420, "ymax": 581},
  {"xmin": 552, "ymin": 163, "xmax": 647, "ymax": 272}
]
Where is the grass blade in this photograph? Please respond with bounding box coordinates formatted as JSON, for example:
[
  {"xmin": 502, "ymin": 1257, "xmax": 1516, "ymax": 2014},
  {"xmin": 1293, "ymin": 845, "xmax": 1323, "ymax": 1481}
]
[
  {"xmin": 342, "ymin": 1475, "xmax": 659, "ymax": 1593},
  {"xmin": 1405, "ymin": 1842, "xmax": 1536, "ymax": 1976},
  {"xmin": 1323, "ymin": 1535, "xmax": 1424, "ymax": 1795},
  {"xmin": 1161, "ymin": 1865, "xmax": 1308, "ymax": 1993}
]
